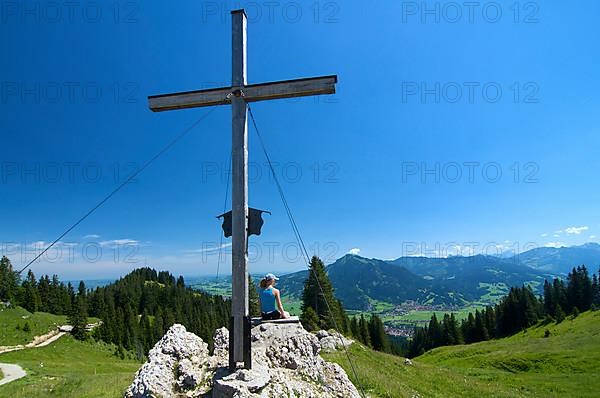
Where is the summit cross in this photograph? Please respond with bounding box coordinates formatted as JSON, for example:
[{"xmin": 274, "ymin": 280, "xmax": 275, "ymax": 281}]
[{"xmin": 148, "ymin": 9, "xmax": 337, "ymax": 370}]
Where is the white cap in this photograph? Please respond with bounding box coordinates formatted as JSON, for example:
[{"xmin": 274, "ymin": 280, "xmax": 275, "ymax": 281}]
[{"xmin": 264, "ymin": 273, "xmax": 279, "ymax": 281}]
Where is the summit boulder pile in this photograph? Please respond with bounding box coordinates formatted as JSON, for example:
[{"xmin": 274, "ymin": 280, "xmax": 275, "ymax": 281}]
[{"xmin": 125, "ymin": 322, "xmax": 359, "ymax": 397}]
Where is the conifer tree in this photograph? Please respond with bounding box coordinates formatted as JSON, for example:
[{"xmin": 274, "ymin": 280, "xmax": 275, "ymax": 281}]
[
  {"xmin": 544, "ymin": 280, "xmax": 555, "ymax": 316},
  {"xmin": 408, "ymin": 326, "xmax": 427, "ymax": 358},
  {"xmin": 566, "ymin": 266, "xmax": 594, "ymax": 312},
  {"xmin": 592, "ymin": 272, "xmax": 600, "ymax": 306},
  {"xmin": 553, "ymin": 278, "xmax": 568, "ymax": 313},
  {"xmin": 0, "ymin": 256, "xmax": 19, "ymax": 303},
  {"xmin": 153, "ymin": 307, "xmax": 165, "ymax": 340},
  {"xmin": 69, "ymin": 294, "xmax": 88, "ymax": 340},
  {"xmin": 368, "ymin": 313, "xmax": 390, "ymax": 352},
  {"xmin": 48, "ymin": 275, "xmax": 62, "ymax": 314},
  {"xmin": 66, "ymin": 282, "xmax": 75, "ymax": 313},
  {"xmin": 22, "ymin": 270, "xmax": 41, "ymax": 313},
  {"xmin": 484, "ymin": 307, "xmax": 496, "ymax": 339},
  {"xmin": 520, "ymin": 285, "xmax": 540, "ymax": 327},
  {"xmin": 462, "ymin": 312, "xmax": 476, "ymax": 343},
  {"xmin": 554, "ymin": 304, "xmax": 566, "ymax": 323},
  {"xmin": 335, "ymin": 298, "xmax": 350, "ymax": 334},
  {"xmin": 442, "ymin": 313, "xmax": 462, "ymax": 345},
  {"xmin": 580, "ymin": 266, "xmax": 594, "ymax": 311},
  {"xmin": 473, "ymin": 310, "xmax": 489, "ymax": 342},
  {"xmin": 301, "ymin": 307, "xmax": 320, "ymax": 331},
  {"xmin": 349, "ymin": 316, "xmax": 360, "ymax": 338},
  {"xmin": 426, "ymin": 313, "xmax": 442, "ymax": 347},
  {"xmin": 37, "ymin": 275, "xmax": 50, "ymax": 312},
  {"xmin": 301, "ymin": 256, "xmax": 344, "ymax": 331},
  {"xmin": 358, "ymin": 314, "xmax": 371, "ymax": 347},
  {"xmin": 248, "ymin": 276, "xmax": 260, "ymax": 317}
]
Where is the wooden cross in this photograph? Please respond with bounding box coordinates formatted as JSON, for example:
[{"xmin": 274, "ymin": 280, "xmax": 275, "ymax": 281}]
[{"xmin": 148, "ymin": 9, "xmax": 337, "ymax": 370}]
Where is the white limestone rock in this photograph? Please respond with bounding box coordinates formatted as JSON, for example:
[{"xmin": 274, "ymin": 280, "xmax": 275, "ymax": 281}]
[
  {"xmin": 125, "ymin": 324, "xmax": 211, "ymax": 398},
  {"xmin": 212, "ymin": 326, "xmax": 229, "ymax": 360},
  {"xmin": 213, "ymin": 323, "xmax": 360, "ymax": 397},
  {"xmin": 125, "ymin": 322, "xmax": 360, "ymax": 398},
  {"xmin": 315, "ymin": 329, "xmax": 354, "ymax": 352}
]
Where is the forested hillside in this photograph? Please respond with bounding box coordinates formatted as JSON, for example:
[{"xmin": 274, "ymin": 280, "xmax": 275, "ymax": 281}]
[
  {"xmin": 0, "ymin": 257, "xmax": 231, "ymax": 359},
  {"xmin": 87, "ymin": 268, "xmax": 231, "ymax": 357},
  {"xmin": 407, "ymin": 265, "xmax": 600, "ymax": 356}
]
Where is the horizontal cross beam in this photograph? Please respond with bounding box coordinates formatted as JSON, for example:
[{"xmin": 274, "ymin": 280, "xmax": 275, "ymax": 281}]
[{"xmin": 148, "ymin": 75, "xmax": 337, "ymax": 112}]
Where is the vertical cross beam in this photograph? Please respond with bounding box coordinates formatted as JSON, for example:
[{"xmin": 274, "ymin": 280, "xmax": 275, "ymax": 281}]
[{"xmin": 230, "ymin": 9, "xmax": 249, "ymax": 369}]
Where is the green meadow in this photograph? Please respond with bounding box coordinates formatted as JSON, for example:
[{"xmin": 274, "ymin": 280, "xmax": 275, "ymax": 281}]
[
  {"xmin": 0, "ymin": 307, "xmax": 67, "ymax": 346},
  {"xmin": 0, "ymin": 307, "xmax": 100, "ymax": 347},
  {"xmin": 325, "ymin": 310, "xmax": 600, "ymax": 398},
  {"xmin": 0, "ymin": 336, "xmax": 140, "ymax": 397}
]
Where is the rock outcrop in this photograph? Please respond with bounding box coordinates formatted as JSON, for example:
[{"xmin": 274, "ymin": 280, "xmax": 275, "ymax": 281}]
[
  {"xmin": 125, "ymin": 324, "xmax": 213, "ymax": 397},
  {"xmin": 125, "ymin": 323, "xmax": 360, "ymax": 398},
  {"xmin": 314, "ymin": 329, "xmax": 353, "ymax": 353}
]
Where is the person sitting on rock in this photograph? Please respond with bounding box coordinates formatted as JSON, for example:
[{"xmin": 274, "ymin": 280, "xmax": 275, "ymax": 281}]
[{"xmin": 259, "ymin": 273, "xmax": 289, "ymax": 320}]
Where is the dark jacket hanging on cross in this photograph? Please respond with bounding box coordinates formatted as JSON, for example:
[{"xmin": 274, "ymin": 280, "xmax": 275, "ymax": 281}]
[{"xmin": 217, "ymin": 208, "xmax": 271, "ymax": 238}]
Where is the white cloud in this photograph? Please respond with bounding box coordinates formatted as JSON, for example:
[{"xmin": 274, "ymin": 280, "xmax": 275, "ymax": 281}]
[
  {"xmin": 541, "ymin": 233, "xmax": 548, "ymax": 237},
  {"xmin": 83, "ymin": 234, "xmax": 100, "ymax": 239},
  {"xmin": 444, "ymin": 244, "xmax": 476, "ymax": 258},
  {"xmin": 26, "ymin": 241, "xmax": 49, "ymax": 249},
  {"xmin": 347, "ymin": 248, "xmax": 361, "ymax": 255},
  {"xmin": 564, "ymin": 226, "xmax": 589, "ymax": 235},
  {"xmin": 590, "ymin": 235, "xmax": 597, "ymax": 239},
  {"xmin": 545, "ymin": 242, "xmax": 565, "ymax": 248},
  {"xmin": 99, "ymin": 239, "xmax": 139, "ymax": 247},
  {"xmin": 553, "ymin": 234, "xmax": 560, "ymax": 238}
]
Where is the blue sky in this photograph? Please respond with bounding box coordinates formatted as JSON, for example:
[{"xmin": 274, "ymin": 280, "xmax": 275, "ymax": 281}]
[{"xmin": 2, "ymin": 1, "xmax": 599, "ymax": 279}]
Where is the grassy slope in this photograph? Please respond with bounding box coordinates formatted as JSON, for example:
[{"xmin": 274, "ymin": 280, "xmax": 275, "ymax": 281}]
[
  {"xmin": 0, "ymin": 307, "xmax": 67, "ymax": 346},
  {"xmin": 419, "ymin": 310, "xmax": 600, "ymax": 397},
  {"xmin": 0, "ymin": 336, "xmax": 140, "ymax": 397},
  {"xmin": 324, "ymin": 343, "xmax": 515, "ymax": 397},
  {"xmin": 325, "ymin": 310, "xmax": 600, "ymax": 397},
  {"xmin": 0, "ymin": 307, "xmax": 100, "ymax": 346}
]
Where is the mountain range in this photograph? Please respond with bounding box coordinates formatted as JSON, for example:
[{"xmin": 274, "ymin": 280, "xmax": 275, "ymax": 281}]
[
  {"xmin": 513, "ymin": 242, "xmax": 600, "ymax": 274},
  {"xmin": 277, "ymin": 243, "xmax": 600, "ymax": 311}
]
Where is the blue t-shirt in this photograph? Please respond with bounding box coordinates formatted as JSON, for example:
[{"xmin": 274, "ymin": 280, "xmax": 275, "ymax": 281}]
[{"xmin": 260, "ymin": 287, "xmax": 277, "ymax": 313}]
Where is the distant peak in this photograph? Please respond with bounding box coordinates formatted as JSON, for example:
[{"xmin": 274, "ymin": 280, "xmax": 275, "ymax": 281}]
[
  {"xmin": 580, "ymin": 242, "xmax": 600, "ymax": 249},
  {"xmin": 336, "ymin": 253, "xmax": 371, "ymax": 264},
  {"xmin": 340, "ymin": 253, "xmax": 362, "ymax": 259}
]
